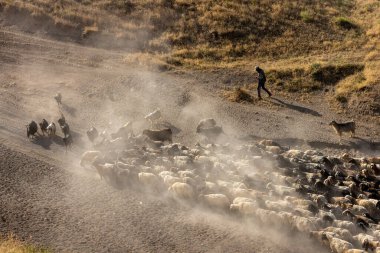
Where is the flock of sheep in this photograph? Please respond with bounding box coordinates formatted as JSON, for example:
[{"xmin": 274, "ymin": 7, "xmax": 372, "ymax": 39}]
[
  {"xmin": 23, "ymin": 93, "xmax": 380, "ymax": 253},
  {"xmin": 78, "ymin": 114, "xmax": 380, "ymax": 253}
]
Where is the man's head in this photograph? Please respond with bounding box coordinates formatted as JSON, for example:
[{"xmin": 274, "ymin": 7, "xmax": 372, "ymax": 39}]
[{"xmin": 255, "ymin": 66, "xmax": 260, "ymax": 72}]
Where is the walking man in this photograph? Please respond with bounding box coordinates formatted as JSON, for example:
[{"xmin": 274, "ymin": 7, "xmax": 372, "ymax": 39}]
[{"xmin": 255, "ymin": 66, "xmax": 272, "ymax": 99}]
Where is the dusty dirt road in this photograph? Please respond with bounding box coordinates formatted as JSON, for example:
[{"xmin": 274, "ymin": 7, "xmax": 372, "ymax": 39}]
[{"xmin": 0, "ymin": 24, "xmax": 379, "ymax": 252}]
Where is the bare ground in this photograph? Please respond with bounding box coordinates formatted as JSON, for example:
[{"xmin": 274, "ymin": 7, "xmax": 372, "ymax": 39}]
[{"xmin": 0, "ymin": 24, "xmax": 379, "ymax": 253}]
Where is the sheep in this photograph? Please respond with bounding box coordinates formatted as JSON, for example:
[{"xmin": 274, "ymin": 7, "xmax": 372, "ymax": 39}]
[
  {"xmin": 143, "ymin": 128, "xmax": 172, "ymax": 143},
  {"xmin": 309, "ymin": 231, "xmax": 332, "ymax": 247},
  {"xmin": 144, "ymin": 108, "xmax": 161, "ymax": 126},
  {"xmin": 354, "ymin": 233, "xmax": 380, "ymax": 251},
  {"xmin": 199, "ymin": 194, "xmax": 230, "ymax": 210},
  {"xmin": 86, "ymin": 127, "xmax": 99, "ymax": 143},
  {"xmin": 344, "ymin": 250, "xmax": 367, "ymax": 253},
  {"xmin": 182, "ymin": 177, "xmax": 197, "ymax": 187},
  {"xmin": 138, "ymin": 172, "xmax": 161, "ymax": 189},
  {"xmin": 323, "ymin": 233, "xmax": 353, "ymax": 253},
  {"xmin": 168, "ymin": 182, "xmax": 194, "ymax": 199},
  {"xmin": 196, "ymin": 118, "xmax": 216, "ymax": 132},
  {"xmin": 54, "ymin": 92, "xmax": 62, "ymax": 105},
  {"xmin": 163, "ymin": 175, "xmax": 182, "ymax": 187},
  {"xmin": 63, "ymin": 134, "xmax": 73, "ymax": 151},
  {"xmin": 80, "ymin": 151, "xmax": 102, "ymax": 167},
  {"xmin": 230, "ymin": 201, "xmax": 256, "ymax": 215},
  {"xmin": 266, "ymin": 183, "xmax": 296, "ymax": 196},
  {"xmin": 333, "ymin": 220, "xmax": 357, "ymax": 235},
  {"xmin": 229, "ymin": 187, "xmax": 251, "ymax": 198},
  {"xmin": 93, "ymin": 162, "xmax": 115, "ymax": 180},
  {"xmin": 356, "ymin": 198, "xmax": 380, "ymax": 218},
  {"xmin": 39, "ymin": 119, "xmax": 49, "ymax": 136},
  {"xmin": 265, "ymin": 145, "xmax": 282, "ymax": 154},
  {"xmin": 57, "ymin": 114, "xmax": 66, "ymax": 127},
  {"xmin": 46, "ymin": 122, "xmax": 56, "ymax": 137},
  {"xmin": 200, "ymin": 181, "xmax": 219, "ymax": 194},
  {"xmin": 283, "ymin": 149, "xmax": 304, "ymax": 159},
  {"xmin": 259, "ymin": 139, "xmax": 281, "ymax": 147},
  {"xmin": 265, "ymin": 200, "xmax": 293, "ymax": 212},
  {"xmin": 323, "ymin": 227, "xmax": 353, "ymax": 242},
  {"xmin": 60, "ymin": 122, "xmax": 70, "ymax": 137},
  {"xmin": 111, "ymin": 122, "xmax": 133, "ymax": 139},
  {"xmin": 196, "ymin": 126, "xmax": 224, "ymax": 142},
  {"xmin": 26, "ymin": 121, "xmax": 38, "ymax": 138}
]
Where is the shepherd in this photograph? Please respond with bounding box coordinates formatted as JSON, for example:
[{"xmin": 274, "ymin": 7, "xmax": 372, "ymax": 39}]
[{"xmin": 255, "ymin": 66, "xmax": 272, "ymax": 99}]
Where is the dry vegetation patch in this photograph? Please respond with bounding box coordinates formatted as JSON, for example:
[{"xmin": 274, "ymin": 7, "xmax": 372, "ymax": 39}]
[{"xmin": 0, "ymin": 234, "xmax": 50, "ymax": 253}]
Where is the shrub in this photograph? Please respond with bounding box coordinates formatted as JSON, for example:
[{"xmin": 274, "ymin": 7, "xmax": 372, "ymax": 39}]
[
  {"xmin": 336, "ymin": 95, "xmax": 348, "ymax": 103},
  {"xmin": 300, "ymin": 10, "xmax": 313, "ymax": 23},
  {"xmin": 335, "ymin": 17, "xmax": 357, "ymax": 29},
  {"xmin": 223, "ymin": 87, "xmax": 253, "ymax": 103}
]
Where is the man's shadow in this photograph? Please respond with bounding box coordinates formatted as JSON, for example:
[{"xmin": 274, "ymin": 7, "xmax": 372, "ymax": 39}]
[{"xmin": 270, "ymin": 97, "xmax": 322, "ymax": 117}]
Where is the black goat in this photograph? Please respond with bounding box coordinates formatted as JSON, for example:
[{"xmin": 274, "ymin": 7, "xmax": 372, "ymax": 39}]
[
  {"xmin": 26, "ymin": 121, "xmax": 38, "ymax": 138},
  {"xmin": 39, "ymin": 119, "xmax": 49, "ymax": 136}
]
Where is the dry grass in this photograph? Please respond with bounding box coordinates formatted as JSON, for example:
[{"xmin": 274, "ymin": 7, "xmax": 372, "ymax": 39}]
[
  {"xmin": 222, "ymin": 87, "xmax": 254, "ymax": 103},
  {"xmin": 0, "ymin": 234, "xmax": 50, "ymax": 253}
]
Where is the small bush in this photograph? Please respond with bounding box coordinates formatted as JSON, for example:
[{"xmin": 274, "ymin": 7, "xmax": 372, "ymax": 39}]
[
  {"xmin": 335, "ymin": 17, "xmax": 357, "ymax": 30},
  {"xmin": 223, "ymin": 87, "xmax": 253, "ymax": 103},
  {"xmin": 0, "ymin": 234, "xmax": 51, "ymax": 253},
  {"xmin": 300, "ymin": 10, "xmax": 313, "ymax": 23},
  {"xmin": 311, "ymin": 64, "xmax": 364, "ymax": 84},
  {"xmin": 336, "ymin": 95, "xmax": 348, "ymax": 103}
]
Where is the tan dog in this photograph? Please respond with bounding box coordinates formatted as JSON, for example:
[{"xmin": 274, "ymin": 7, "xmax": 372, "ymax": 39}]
[{"xmin": 329, "ymin": 120, "xmax": 355, "ymax": 142}]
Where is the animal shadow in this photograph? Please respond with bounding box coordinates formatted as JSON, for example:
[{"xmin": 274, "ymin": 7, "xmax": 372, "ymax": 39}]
[
  {"xmin": 270, "ymin": 98, "xmax": 322, "ymax": 117},
  {"xmin": 32, "ymin": 135, "xmax": 52, "ymax": 149},
  {"xmin": 61, "ymin": 103, "xmax": 77, "ymax": 116},
  {"xmin": 51, "ymin": 135, "xmax": 65, "ymax": 146},
  {"xmin": 350, "ymin": 137, "xmax": 380, "ymax": 151}
]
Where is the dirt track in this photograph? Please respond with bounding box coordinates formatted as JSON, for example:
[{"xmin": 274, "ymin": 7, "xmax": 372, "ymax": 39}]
[{"xmin": 0, "ymin": 24, "xmax": 379, "ymax": 252}]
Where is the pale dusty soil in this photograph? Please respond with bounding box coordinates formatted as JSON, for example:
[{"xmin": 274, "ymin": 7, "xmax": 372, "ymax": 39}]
[{"xmin": 0, "ymin": 22, "xmax": 379, "ymax": 253}]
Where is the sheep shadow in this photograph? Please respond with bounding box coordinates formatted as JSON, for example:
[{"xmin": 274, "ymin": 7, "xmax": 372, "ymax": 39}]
[
  {"xmin": 61, "ymin": 103, "xmax": 77, "ymax": 117},
  {"xmin": 269, "ymin": 97, "xmax": 322, "ymax": 117},
  {"xmin": 51, "ymin": 135, "xmax": 65, "ymax": 146},
  {"xmin": 69, "ymin": 130, "xmax": 86, "ymax": 149},
  {"xmin": 31, "ymin": 135, "xmax": 52, "ymax": 150}
]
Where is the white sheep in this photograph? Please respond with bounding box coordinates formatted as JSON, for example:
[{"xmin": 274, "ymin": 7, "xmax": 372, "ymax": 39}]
[
  {"xmin": 333, "ymin": 220, "xmax": 357, "ymax": 235},
  {"xmin": 46, "ymin": 122, "xmax": 56, "ymax": 137},
  {"xmin": 199, "ymin": 194, "xmax": 230, "ymax": 210},
  {"xmin": 138, "ymin": 172, "xmax": 160, "ymax": 189},
  {"xmin": 168, "ymin": 182, "xmax": 194, "ymax": 199},
  {"xmin": 266, "ymin": 183, "xmax": 295, "ymax": 196},
  {"xmin": 357, "ymin": 198, "xmax": 379, "ymax": 217},
  {"xmin": 230, "ymin": 201, "xmax": 256, "ymax": 215},
  {"xmin": 163, "ymin": 175, "xmax": 182, "ymax": 187},
  {"xmin": 325, "ymin": 233, "xmax": 354, "ymax": 253},
  {"xmin": 265, "ymin": 145, "xmax": 282, "ymax": 154},
  {"xmin": 80, "ymin": 151, "xmax": 102, "ymax": 167},
  {"xmin": 230, "ymin": 187, "xmax": 251, "ymax": 198},
  {"xmin": 283, "ymin": 149, "xmax": 304, "ymax": 159},
  {"xmin": 323, "ymin": 227, "xmax": 353, "ymax": 243}
]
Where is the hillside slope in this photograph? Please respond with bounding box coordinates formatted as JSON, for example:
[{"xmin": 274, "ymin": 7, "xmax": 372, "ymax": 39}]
[{"xmin": 0, "ymin": 0, "xmax": 379, "ymax": 116}]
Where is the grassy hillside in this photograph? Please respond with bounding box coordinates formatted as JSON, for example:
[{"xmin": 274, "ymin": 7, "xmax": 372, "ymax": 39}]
[{"xmin": 0, "ymin": 0, "xmax": 379, "ymax": 115}]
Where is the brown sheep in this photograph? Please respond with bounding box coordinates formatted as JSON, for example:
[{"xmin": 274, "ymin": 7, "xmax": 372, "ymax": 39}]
[{"xmin": 143, "ymin": 128, "xmax": 172, "ymax": 143}]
